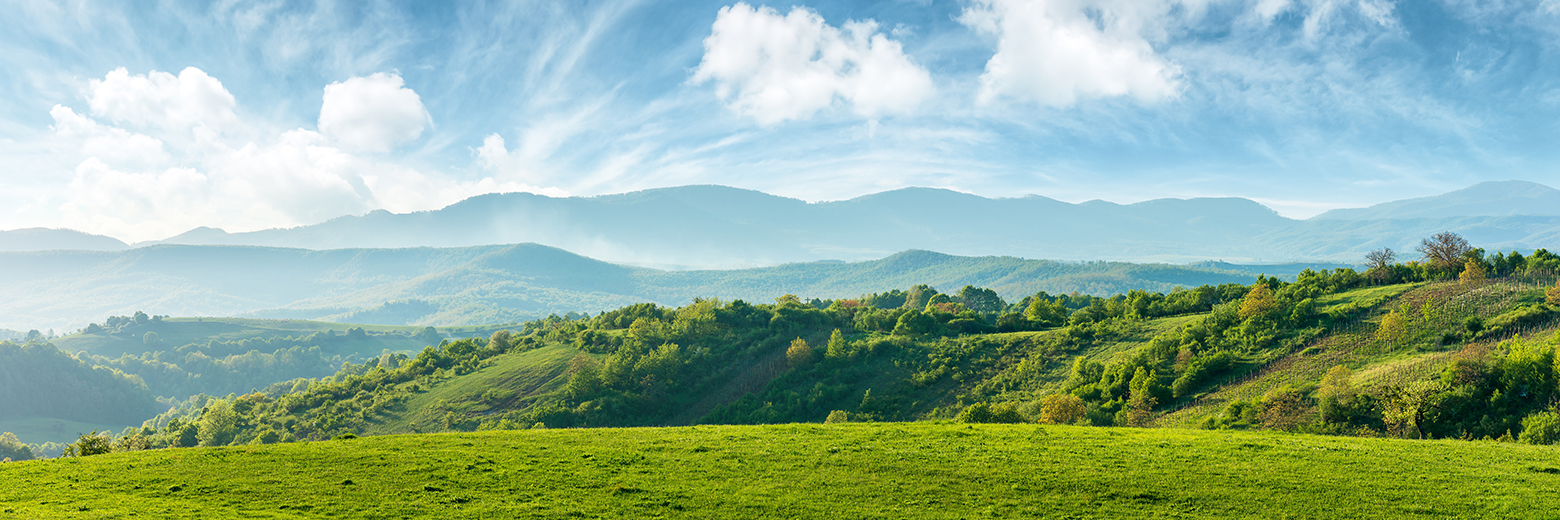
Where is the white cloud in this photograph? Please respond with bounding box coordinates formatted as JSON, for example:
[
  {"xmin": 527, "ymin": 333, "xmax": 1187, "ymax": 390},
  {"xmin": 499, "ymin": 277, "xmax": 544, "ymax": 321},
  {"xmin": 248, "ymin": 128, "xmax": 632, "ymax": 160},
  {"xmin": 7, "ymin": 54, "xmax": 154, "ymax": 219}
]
[
  {"xmin": 691, "ymin": 3, "xmax": 935, "ymax": 124},
  {"xmin": 960, "ymin": 0, "xmax": 1183, "ymax": 107},
  {"xmin": 318, "ymin": 72, "xmax": 431, "ymax": 153},
  {"xmin": 87, "ymin": 67, "xmax": 238, "ymax": 134},
  {"xmin": 33, "ymin": 68, "xmax": 566, "ymax": 243},
  {"xmin": 50, "ymin": 105, "xmax": 169, "ymax": 168}
]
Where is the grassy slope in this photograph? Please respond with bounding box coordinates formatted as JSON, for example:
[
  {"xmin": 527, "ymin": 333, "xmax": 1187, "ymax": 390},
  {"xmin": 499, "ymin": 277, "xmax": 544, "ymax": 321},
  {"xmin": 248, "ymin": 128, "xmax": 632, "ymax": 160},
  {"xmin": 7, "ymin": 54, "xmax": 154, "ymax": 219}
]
[
  {"xmin": 3, "ymin": 423, "xmax": 1558, "ymax": 518},
  {"xmin": 1158, "ymin": 279, "xmax": 1556, "ymax": 427},
  {"xmin": 365, "ymin": 344, "xmax": 580, "ymax": 435}
]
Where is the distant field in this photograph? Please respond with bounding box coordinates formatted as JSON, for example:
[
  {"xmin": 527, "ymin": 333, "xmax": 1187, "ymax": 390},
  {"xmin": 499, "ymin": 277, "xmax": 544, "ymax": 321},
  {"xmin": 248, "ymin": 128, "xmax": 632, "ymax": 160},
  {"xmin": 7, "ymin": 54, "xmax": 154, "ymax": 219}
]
[{"xmin": 3, "ymin": 423, "xmax": 1558, "ymax": 518}]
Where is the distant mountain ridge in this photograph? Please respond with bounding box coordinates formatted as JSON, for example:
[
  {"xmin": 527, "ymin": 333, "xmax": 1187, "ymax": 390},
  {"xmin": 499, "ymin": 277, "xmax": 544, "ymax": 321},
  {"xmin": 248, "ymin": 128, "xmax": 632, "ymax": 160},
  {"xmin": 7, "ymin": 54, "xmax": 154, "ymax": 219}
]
[
  {"xmin": 1312, "ymin": 181, "xmax": 1560, "ymax": 220},
  {"xmin": 3, "ymin": 181, "xmax": 1555, "ymax": 265},
  {"xmin": 0, "ymin": 243, "xmax": 1272, "ymax": 332},
  {"xmin": 131, "ymin": 181, "xmax": 1558, "ymax": 266},
  {"xmin": 134, "ymin": 185, "xmax": 1301, "ymax": 266},
  {"xmin": 0, "ymin": 228, "xmax": 128, "ymax": 252}
]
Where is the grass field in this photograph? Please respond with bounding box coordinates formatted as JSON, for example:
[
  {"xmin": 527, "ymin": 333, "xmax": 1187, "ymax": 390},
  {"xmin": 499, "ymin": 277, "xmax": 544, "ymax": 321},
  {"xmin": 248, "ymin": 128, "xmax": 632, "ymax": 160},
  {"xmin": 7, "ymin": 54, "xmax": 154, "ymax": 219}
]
[
  {"xmin": 3, "ymin": 423, "xmax": 1559, "ymax": 518},
  {"xmin": 366, "ymin": 344, "xmax": 579, "ymax": 435}
]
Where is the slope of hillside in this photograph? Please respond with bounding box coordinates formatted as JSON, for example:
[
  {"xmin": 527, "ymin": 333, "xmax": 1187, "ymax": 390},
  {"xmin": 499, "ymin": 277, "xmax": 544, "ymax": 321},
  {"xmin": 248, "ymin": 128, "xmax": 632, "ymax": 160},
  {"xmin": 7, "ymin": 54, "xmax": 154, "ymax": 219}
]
[{"xmin": 4, "ymin": 424, "xmax": 1558, "ymax": 518}]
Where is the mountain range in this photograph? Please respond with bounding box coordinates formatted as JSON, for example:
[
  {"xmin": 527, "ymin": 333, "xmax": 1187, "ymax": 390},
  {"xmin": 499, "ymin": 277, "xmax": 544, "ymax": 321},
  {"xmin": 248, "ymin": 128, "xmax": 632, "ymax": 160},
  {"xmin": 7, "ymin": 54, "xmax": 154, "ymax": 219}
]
[
  {"xmin": 8, "ymin": 180, "xmax": 1555, "ymax": 267},
  {"xmin": 0, "ymin": 244, "xmax": 1281, "ymax": 333}
]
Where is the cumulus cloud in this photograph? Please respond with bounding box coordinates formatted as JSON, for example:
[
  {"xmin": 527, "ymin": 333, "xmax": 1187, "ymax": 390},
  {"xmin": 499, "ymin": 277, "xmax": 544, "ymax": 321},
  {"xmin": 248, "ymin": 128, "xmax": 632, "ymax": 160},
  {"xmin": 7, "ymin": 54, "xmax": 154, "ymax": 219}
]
[
  {"xmin": 960, "ymin": 0, "xmax": 1183, "ymax": 107},
  {"xmin": 691, "ymin": 3, "xmax": 935, "ymax": 124},
  {"xmin": 88, "ymin": 67, "xmax": 238, "ymax": 134},
  {"xmin": 318, "ymin": 72, "xmax": 432, "ymax": 153},
  {"xmin": 37, "ymin": 68, "xmax": 562, "ymax": 243},
  {"xmin": 50, "ymin": 105, "xmax": 170, "ymax": 168}
]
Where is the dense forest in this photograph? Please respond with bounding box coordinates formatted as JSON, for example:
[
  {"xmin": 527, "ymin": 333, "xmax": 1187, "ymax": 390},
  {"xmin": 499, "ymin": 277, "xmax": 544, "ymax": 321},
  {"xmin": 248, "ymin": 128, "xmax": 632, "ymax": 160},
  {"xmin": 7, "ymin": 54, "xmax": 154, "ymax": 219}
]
[{"xmin": 20, "ymin": 236, "xmax": 1560, "ymax": 456}]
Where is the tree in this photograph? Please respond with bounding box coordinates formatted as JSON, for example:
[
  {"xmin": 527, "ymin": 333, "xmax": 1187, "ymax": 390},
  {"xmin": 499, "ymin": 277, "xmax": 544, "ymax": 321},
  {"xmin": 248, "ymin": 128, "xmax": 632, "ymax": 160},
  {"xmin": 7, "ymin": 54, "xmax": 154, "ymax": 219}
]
[
  {"xmin": 891, "ymin": 310, "xmax": 937, "ymax": 336},
  {"xmin": 1383, "ymin": 380, "xmax": 1448, "ymax": 439},
  {"xmin": 1365, "ymin": 247, "xmax": 1396, "ymax": 271},
  {"xmin": 954, "ymin": 286, "xmax": 1006, "ymax": 317},
  {"xmin": 1459, "ymin": 259, "xmax": 1487, "ymax": 284},
  {"xmin": 1365, "ymin": 248, "xmax": 1397, "ymax": 283},
  {"xmin": 197, "ymin": 399, "xmax": 239, "ymax": 447},
  {"xmin": 786, "ymin": 338, "xmax": 814, "ymax": 368},
  {"xmin": 824, "ymin": 329, "xmax": 849, "ymax": 361},
  {"xmin": 142, "ymin": 331, "xmax": 161, "ymax": 347},
  {"xmin": 1238, "ymin": 284, "xmax": 1279, "ymax": 321},
  {"xmin": 1546, "ymin": 280, "xmax": 1560, "ymax": 306},
  {"xmin": 1417, "ymin": 232, "xmax": 1472, "ymax": 272},
  {"xmin": 0, "ymin": 432, "xmax": 33, "ymax": 461},
  {"xmin": 825, "ymin": 410, "xmax": 850, "ymax": 424},
  {"xmin": 1025, "ymin": 298, "xmax": 1068, "ymax": 328},
  {"xmin": 1037, "ymin": 394, "xmax": 1086, "ymax": 425},
  {"xmin": 63, "ymin": 430, "xmax": 112, "ymax": 457},
  {"xmin": 1317, "ymin": 365, "xmax": 1357, "ymax": 423}
]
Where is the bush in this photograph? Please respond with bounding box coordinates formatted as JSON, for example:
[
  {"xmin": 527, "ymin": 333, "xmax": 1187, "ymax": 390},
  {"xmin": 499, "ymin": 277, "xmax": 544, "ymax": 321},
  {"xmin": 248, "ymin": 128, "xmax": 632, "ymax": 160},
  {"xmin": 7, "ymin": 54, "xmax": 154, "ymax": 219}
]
[
  {"xmin": 825, "ymin": 410, "xmax": 849, "ymax": 424},
  {"xmin": 1520, "ymin": 411, "xmax": 1560, "ymax": 445},
  {"xmin": 956, "ymin": 403, "xmax": 992, "ymax": 423},
  {"xmin": 1036, "ymin": 394, "xmax": 1086, "ymax": 425},
  {"xmin": 64, "ymin": 430, "xmax": 113, "ymax": 457},
  {"xmin": 956, "ymin": 402, "xmax": 1025, "ymax": 424}
]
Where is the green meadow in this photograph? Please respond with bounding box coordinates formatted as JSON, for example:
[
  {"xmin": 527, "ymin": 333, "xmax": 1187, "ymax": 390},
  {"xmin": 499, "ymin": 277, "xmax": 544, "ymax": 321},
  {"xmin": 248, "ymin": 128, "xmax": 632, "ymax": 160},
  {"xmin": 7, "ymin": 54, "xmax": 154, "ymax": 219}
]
[{"xmin": 4, "ymin": 423, "xmax": 1559, "ymax": 519}]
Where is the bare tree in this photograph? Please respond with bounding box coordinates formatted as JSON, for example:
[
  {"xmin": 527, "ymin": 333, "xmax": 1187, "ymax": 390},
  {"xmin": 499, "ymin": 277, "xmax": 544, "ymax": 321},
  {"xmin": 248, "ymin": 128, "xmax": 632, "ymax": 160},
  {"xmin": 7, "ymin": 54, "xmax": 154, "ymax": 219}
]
[
  {"xmin": 1364, "ymin": 248, "xmax": 1396, "ymax": 271},
  {"xmin": 1416, "ymin": 232, "xmax": 1471, "ymax": 270}
]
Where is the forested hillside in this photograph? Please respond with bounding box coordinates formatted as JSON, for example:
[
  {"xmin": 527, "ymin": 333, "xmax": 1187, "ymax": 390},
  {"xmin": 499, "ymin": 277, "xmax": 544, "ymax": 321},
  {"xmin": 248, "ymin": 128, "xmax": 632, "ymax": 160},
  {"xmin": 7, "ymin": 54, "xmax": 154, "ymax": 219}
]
[
  {"xmin": 0, "ymin": 342, "xmax": 163, "ymax": 426},
  {"xmin": 67, "ymin": 241, "xmax": 1560, "ymax": 453}
]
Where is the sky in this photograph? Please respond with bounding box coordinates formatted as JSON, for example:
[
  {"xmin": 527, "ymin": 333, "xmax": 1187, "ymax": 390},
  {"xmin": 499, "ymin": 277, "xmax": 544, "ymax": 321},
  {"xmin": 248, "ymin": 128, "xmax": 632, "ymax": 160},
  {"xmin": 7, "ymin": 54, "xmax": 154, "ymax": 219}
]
[{"xmin": 4, "ymin": 0, "xmax": 1560, "ymax": 243}]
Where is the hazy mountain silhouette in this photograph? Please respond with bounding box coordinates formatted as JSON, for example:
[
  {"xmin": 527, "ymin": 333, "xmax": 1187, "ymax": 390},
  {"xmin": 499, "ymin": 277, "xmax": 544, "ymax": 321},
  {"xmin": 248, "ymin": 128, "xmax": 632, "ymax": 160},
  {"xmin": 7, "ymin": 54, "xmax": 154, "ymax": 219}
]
[
  {"xmin": 133, "ymin": 181, "xmax": 1560, "ymax": 266},
  {"xmin": 0, "ymin": 228, "xmax": 128, "ymax": 252},
  {"xmin": 141, "ymin": 185, "xmax": 1301, "ymax": 265},
  {"xmin": 0, "ymin": 243, "xmax": 1273, "ymax": 332},
  {"xmin": 1312, "ymin": 181, "xmax": 1560, "ymax": 220}
]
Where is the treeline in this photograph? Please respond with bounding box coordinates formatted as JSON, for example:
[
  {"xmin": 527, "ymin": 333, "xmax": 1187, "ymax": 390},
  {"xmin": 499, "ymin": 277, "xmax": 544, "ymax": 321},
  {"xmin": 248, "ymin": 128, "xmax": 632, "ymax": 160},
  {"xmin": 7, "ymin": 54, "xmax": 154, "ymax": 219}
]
[{"xmin": 86, "ymin": 346, "xmax": 340, "ymax": 399}]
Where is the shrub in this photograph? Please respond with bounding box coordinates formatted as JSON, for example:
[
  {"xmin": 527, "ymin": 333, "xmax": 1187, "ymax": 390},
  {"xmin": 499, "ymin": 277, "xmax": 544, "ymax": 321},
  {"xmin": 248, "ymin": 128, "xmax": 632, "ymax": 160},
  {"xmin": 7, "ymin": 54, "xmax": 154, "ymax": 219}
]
[
  {"xmin": 1037, "ymin": 394, "xmax": 1086, "ymax": 425},
  {"xmin": 825, "ymin": 410, "xmax": 849, "ymax": 424},
  {"xmin": 64, "ymin": 431, "xmax": 112, "ymax": 457},
  {"xmin": 956, "ymin": 403, "xmax": 992, "ymax": 423},
  {"xmin": 1520, "ymin": 411, "xmax": 1560, "ymax": 445},
  {"xmin": 957, "ymin": 402, "xmax": 1025, "ymax": 424}
]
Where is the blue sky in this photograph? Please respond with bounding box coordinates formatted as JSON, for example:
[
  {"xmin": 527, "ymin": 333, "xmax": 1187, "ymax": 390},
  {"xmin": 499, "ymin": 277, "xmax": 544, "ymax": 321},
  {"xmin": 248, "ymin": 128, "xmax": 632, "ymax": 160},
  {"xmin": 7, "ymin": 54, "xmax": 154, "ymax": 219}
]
[{"xmin": 3, "ymin": 0, "xmax": 1560, "ymax": 242}]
